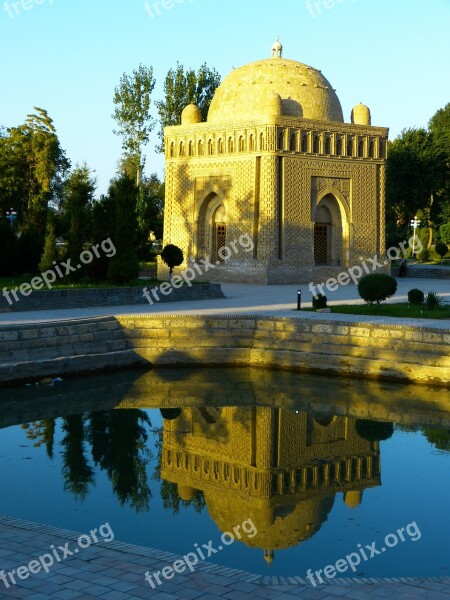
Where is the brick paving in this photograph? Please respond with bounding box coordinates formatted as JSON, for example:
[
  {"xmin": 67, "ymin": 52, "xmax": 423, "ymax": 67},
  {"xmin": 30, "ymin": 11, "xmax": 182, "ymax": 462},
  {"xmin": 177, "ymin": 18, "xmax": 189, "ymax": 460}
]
[{"xmin": 0, "ymin": 516, "xmax": 449, "ymax": 599}]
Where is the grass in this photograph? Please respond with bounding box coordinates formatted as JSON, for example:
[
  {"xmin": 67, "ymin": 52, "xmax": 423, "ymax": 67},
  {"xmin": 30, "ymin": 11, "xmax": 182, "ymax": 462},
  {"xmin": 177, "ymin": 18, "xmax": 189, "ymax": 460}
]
[{"xmin": 304, "ymin": 303, "xmax": 450, "ymax": 320}]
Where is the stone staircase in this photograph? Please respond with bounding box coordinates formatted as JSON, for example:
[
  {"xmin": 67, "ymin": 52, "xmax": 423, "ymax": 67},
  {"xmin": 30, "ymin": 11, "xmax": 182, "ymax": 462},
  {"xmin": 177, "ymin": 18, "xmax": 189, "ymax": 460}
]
[{"xmin": 407, "ymin": 266, "xmax": 450, "ymax": 279}]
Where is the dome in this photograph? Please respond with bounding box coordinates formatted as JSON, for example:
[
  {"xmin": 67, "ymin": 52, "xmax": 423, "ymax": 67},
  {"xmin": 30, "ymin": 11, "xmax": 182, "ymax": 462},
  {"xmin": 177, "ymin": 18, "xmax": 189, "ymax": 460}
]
[
  {"xmin": 182, "ymin": 103, "xmax": 202, "ymax": 125},
  {"xmin": 208, "ymin": 55, "xmax": 343, "ymax": 123},
  {"xmin": 351, "ymin": 103, "xmax": 371, "ymax": 126}
]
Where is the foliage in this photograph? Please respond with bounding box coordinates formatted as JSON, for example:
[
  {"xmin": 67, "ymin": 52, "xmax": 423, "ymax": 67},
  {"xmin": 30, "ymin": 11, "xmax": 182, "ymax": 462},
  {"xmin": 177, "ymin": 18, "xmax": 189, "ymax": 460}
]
[
  {"xmin": 160, "ymin": 244, "xmax": 183, "ymax": 275},
  {"xmin": 312, "ymin": 293, "xmax": 328, "ymax": 309},
  {"xmin": 355, "ymin": 419, "xmax": 394, "ymax": 442},
  {"xmin": 407, "ymin": 288, "xmax": 425, "ymax": 306},
  {"xmin": 0, "ymin": 108, "xmax": 70, "ymax": 233},
  {"xmin": 424, "ymin": 291, "xmax": 446, "ymax": 311},
  {"xmin": 357, "ymin": 273, "xmax": 397, "ymax": 307},
  {"xmin": 423, "ymin": 428, "xmax": 450, "ymax": 452},
  {"xmin": 435, "ymin": 242, "xmax": 449, "ymax": 260},
  {"xmin": 39, "ymin": 221, "xmax": 58, "ymax": 272},
  {"xmin": 106, "ymin": 174, "xmax": 140, "ymax": 283},
  {"xmin": 63, "ymin": 164, "xmax": 96, "ymax": 280},
  {"xmin": 416, "ymin": 248, "xmax": 430, "ymax": 262},
  {"xmin": 156, "ymin": 62, "xmax": 221, "ymax": 152},
  {"xmin": 112, "ymin": 65, "xmax": 156, "ymax": 185}
]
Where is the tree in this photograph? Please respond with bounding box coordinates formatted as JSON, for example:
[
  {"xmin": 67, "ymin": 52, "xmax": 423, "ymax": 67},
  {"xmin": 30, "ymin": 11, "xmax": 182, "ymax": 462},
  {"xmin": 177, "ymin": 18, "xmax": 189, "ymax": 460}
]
[
  {"xmin": 0, "ymin": 219, "xmax": 18, "ymax": 276},
  {"xmin": 39, "ymin": 221, "xmax": 58, "ymax": 272},
  {"xmin": 112, "ymin": 65, "xmax": 156, "ymax": 186},
  {"xmin": 0, "ymin": 108, "xmax": 70, "ymax": 233},
  {"xmin": 429, "ymin": 104, "xmax": 450, "ymax": 243},
  {"xmin": 18, "ymin": 225, "xmax": 43, "ymax": 274},
  {"xmin": 106, "ymin": 174, "xmax": 140, "ymax": 283},
  {"xmin": 156, "ymin": 62, "xmax": 221, "ymax": 152},
  {"xmin": 161, "ymin": 244, "xmax": 183, "ymax": 275},
  {"xmin": 63, "ymin": 164, "xmax": 96, "ymax": 279},
  {"xmin": 357, "ymin": 273, "xmax": 397, "ymax": 308}
]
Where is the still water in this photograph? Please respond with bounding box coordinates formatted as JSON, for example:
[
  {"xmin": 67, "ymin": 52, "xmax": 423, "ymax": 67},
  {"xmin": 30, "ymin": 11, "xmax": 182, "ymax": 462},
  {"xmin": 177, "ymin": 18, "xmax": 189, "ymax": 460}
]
[{"xmin": 0, "ymin": 367, "xmax": 449, "ymax": 578}]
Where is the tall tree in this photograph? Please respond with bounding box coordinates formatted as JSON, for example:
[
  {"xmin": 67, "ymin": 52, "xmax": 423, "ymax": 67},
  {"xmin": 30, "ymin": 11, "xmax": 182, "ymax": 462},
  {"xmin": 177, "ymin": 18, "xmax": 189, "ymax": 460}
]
[
  {"xmin": 429, "ymin": 103, "xmax": 450, "ymax": 240},
  {"xmin": 156, "ymin": 62, "xmax": 221, "ymax": 152},
  {"xmin": 0, "ymin": 108, "xmax": 70, "ymax": 232},
  {"xmin": 112, "ymin": 65, "xmax": 156, "ymax": 186},
  {"xmin": 63, "ymin": 164, "xmax": 96, "ymax": 277}
]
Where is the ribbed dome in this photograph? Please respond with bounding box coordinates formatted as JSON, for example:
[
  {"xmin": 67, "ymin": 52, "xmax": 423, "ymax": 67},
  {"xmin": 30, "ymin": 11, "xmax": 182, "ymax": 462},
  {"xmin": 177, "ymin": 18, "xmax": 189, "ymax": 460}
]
[{"xmin": 208, "ymin": 58, "xmax": 344, "ymax": 123}]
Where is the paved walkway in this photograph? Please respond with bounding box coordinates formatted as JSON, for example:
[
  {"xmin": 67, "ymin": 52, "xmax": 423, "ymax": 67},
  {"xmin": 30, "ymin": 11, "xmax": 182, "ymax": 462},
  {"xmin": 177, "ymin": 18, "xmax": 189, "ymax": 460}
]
[
  {"xmin": 0, "ymin": 277, "xmax": 449, "ymax": 329},
  {"xmin": 0, "ymin": 516, "xmax": 449, "ymax": 600}
]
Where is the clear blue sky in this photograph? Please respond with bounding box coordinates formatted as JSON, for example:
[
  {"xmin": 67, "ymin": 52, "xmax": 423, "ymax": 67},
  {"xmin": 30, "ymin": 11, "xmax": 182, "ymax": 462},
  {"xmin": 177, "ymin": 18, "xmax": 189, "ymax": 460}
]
[{"xmin": 1, "ymin": 0, "xmax": 449, "ymax": 196}]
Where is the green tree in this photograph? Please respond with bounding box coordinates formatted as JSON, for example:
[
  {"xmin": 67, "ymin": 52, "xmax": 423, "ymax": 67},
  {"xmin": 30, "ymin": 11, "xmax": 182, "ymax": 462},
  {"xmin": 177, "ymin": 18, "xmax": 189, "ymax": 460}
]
[
  {"xmin": 106, "ymin": 174, "xmax": 140, "ymax": 283},
  {"xmin": 161, "ymin": 244, "xmax": 183, "ymax": 275},
  {"xmin": 0, "ymin": 108, "xmax": 70, "ymax": 232},
  {"xmin": 39, "ymin": 220, "xmax": 58, "ymax": 272},
  {"xmin": 156, "ymin": 62, "xmax": 221, "ymax": 152},
  {"xmin": 386, "ymin": 127, "xmax": 447, "ymax": 248},
  {"xmin": 112, "ymin": 65, "xmax": 156, "ymax": 186},
  {"xmin": 61, "ymin": 414, "xmax": 95, "ymax": 500},
  {"xmin": 0, "ymin": 219, "xmax": 18, "ymax": 276},
  {"xmin": 63, "ymin": 164, "xmax": 96, "ymax": 279},
  {"xmin": 429, "ymin": 104, "xmax": 450, "ymax": 242}
]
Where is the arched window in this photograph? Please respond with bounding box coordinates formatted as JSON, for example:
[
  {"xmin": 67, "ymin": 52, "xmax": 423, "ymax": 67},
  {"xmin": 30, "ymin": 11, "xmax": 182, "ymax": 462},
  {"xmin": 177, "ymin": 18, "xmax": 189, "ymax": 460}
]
[
  {"xmin": 369, "ymin": 140, "xmax": 374, "ymax": 158},
  {"xmin": 228, "ymin": 137, "xmax": 234, "ymax": 153},
  {"xmin": 188, "ymin": 141, "xmax": 193, "ymax": 157},
  {"xmin": 347, "ymin": 137, "xmax": 353, "ymax": 156},
  {"xmin": 198, "ymin": 140, "xmax": 204, "ymax": 156},
  {"xmin": 358, "ymin": 139, "xmax": 364, "ymax": 157},
  {"xmin": 169, "ymin": 142, "xmax": 175, "ymax": 158},
  {"xmin": 218, "ymin": 138, "xmax": 223, "ymax": 154},
  {"xmin": 336, "ymin": 137, "xmax": 342, "ymax": 156},
  {"xmin": 301, "ymin": 134, "xmax": 308, "ymax": 152},
  {"xmin": 324, "ymin": 136, "xmax": 331, "ymax": 155},
  {"xmin": 249, "ymin": 134, "xmax": 255, "ymax": 151},
  {"xmin": 179, "ymin": 141, "xmax": 185, "ymax": 157},
  {"xmin": 208, "ymin": 139, "xmax": 214, "ymax": 155},
  {"xmin": 238, "ymin": 136, "xmax": 245, "ymax": 152},
  {"xmin": 259, "ymin": 132, "xmax": 265, "ymax": 150},
  {"xmin": 290, "ymin": 133, "xmax": 296, "ymax": 151},
  {"xmin": 313, "ymin": 134, "xmax": 320, "ymax": 153},
  {"xmin": 278, "ymin": 131, "xmax": 284, "ymax": 150}
]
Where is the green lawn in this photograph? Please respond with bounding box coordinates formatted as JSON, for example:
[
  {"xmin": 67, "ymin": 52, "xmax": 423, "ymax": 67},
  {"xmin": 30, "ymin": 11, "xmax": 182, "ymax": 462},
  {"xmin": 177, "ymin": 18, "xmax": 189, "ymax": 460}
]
[{"xmin": 303, "ymin": 303, "xmax": 450, "ymax": 320}]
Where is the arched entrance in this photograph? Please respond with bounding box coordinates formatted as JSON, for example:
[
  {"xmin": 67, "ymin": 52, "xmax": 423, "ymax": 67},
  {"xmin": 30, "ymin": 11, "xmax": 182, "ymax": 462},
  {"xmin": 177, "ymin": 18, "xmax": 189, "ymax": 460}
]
[
  {"xmin": 197, "ymin": 193, "xmax": 227, "ymax": 262},
  {"xmin": 313, "ymin": 193, "xmax": 348, "ymax": 266}
]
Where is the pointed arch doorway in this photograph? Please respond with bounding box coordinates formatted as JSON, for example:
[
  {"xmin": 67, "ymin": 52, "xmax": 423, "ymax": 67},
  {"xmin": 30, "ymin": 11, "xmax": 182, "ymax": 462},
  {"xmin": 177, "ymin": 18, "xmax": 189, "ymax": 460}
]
[{"xmin": 314, "ymin": 193, "xmax": 348, "ymax": 266}]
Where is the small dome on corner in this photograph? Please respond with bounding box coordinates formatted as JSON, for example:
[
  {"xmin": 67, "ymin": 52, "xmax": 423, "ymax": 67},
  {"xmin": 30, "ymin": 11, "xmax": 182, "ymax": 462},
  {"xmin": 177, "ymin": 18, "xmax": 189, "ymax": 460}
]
[
  {"xmin": 182, "ymin": 104, "xmax": 202, "ymax": 125},
  {"xmin": 351, "ymin": 103, "xmax": 371, "ymax": 126}
]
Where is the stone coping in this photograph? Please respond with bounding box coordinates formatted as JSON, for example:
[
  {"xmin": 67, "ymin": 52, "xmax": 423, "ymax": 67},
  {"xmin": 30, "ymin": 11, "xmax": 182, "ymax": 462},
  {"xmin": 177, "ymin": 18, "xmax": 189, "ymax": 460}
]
[{"xmin": 0, "ymin": 515, "xmax": 448, "ymax": 589}]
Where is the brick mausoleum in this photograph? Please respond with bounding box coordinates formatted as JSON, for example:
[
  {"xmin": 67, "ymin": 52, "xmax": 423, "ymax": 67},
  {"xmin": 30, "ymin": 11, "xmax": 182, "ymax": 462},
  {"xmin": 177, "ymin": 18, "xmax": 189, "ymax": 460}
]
[{"xmin": 159, "ymin": 39, "xmax": 389, "ymax": 284}]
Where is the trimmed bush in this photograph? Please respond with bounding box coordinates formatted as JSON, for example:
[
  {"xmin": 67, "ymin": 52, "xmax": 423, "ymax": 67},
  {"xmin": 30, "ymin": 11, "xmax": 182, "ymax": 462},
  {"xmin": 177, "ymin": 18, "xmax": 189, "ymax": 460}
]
[
  {"xmin": 416, "ymin": 248, "xmax": 430, "ymax": 262},
  {"xmin": 407, "ymin": 288, "xmax": 425, "ymax": 306},
  {"xmin": 357, "ymin": 273, "xmax": 397, "ymax": 307},
  {"xmin": 312, "ymin": 293, "xmax": 327, "ymax": 309},
  {"xmin": 424, "ymin": 291, "xmax": 445, "ymax": 311},
  {"xmin": 355, "ymin": 420, "xmax": 394, "ymax": 442},
  {"xmin": 435, "ymin": 242, "xmax": 449, "ymax": 261},
  {"xmin": 161, "ymin": 244, "xmax": 183, "ymax": 275}
]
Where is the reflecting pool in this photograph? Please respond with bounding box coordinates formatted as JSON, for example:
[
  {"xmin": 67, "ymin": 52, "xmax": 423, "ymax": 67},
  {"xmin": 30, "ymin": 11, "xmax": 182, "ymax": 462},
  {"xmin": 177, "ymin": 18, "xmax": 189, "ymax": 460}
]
[{"xmin": 0, "ymin": 368, "xmax": 449, "ymax": 578}]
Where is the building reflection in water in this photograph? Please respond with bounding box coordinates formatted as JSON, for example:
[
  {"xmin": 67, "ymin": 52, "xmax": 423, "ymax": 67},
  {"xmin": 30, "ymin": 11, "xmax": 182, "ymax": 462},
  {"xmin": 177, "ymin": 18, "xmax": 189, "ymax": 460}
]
[{"xmin": 160, "ymin": 407, "xmax": 384, "ymax": 565}]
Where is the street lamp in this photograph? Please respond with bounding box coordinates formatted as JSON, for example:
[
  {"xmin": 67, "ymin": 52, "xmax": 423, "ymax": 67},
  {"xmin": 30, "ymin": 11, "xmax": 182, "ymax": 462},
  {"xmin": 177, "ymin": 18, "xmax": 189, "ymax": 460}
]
[
  {"xmin": 410, "ymin": 216, "xmax": 420, "ymax": 257},
  {"xmin": 6, "ymin": 208, "xmax": 17, "ymax": 227}
]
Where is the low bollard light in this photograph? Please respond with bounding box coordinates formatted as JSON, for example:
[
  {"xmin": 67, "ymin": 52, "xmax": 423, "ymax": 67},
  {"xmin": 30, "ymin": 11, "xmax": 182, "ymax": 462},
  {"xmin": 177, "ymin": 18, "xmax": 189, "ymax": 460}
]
[{"xmin": 297, "ymin": 290, "xmax": 302, "ymax": 310}]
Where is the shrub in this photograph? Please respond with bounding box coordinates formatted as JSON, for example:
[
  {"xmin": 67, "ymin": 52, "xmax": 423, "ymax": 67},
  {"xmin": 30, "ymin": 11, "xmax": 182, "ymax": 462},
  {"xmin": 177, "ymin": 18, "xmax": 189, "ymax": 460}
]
[
  {"xmin": 312, "ymin": 293, "xmax": 327, "ymax": 309},
  {"xmin": 416, "ymin": 249, "xmax": 430, "ymax": 262},
  {"xmin": 407, "ymin": 288, "xmax": 425, "ymax": 306},
  {"xmin": 18, "ymin": 225, "xmax": 43, "ymax": 274},
  {"xmin": 39, "ymin": 222, "xmax": 58, "ymax": 273},
  {"xmin": 357, "ymin": 273, "xmax": 397, "ymax": 307},
  {"xmin": 161, "ymin": 244, "xmax": 183, "ymax": 275},
  {"xmin": 424, "ymin": 291, "xmax": 446, "ymax": 311},
  {"xmin": 435, "ymin": 242, "xmax": 449, "ymax": 261},
  {"xmin": 355, "ymin": 420, "xmax": 394, "ymax": 442}
]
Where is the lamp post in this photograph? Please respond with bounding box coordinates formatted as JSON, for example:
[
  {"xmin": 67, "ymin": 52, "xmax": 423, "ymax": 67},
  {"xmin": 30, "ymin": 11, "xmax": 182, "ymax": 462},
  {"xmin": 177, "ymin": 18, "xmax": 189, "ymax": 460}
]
[
  {"xmin": 6, "ymin": 208, "xmax": 17, "ymax": 227},
  {"xmin": 410, "ymin": 216, "xmax": 420, "ymax": 258}
]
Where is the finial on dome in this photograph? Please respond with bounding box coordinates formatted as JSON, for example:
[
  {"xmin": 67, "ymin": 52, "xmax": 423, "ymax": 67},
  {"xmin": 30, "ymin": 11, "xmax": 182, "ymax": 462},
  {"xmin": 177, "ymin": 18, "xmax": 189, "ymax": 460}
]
[
  {"xmin": 264, "ymin": 549, "xmax": 275, "ymax": 566},
  {"xmin": 271, "ymin": 37, "xmax": 283, "ymax": 58}
]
